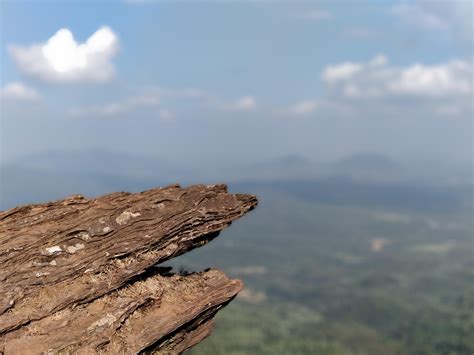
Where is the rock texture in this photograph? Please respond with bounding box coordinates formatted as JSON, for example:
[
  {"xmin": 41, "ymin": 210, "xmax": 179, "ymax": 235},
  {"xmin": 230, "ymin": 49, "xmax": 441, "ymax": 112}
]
[{"xmin": 0, "ymin": 184, "xmax": 257, "ymax": 354}]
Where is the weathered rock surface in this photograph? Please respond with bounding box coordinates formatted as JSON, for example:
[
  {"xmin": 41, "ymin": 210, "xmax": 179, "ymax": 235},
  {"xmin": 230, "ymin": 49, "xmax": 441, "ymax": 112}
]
[{"xmin": 0, "ymin": 184, "xmax": 257, "ymax": 354}]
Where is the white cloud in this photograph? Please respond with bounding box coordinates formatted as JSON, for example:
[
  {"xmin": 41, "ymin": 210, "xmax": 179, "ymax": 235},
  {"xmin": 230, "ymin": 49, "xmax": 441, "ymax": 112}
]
[
  {"xmin": 388, "ymin": 60, "xmax": 472, "ymax": 96},
  {"xmin": 0, "ymin": 82, "xmax": 40, "ymax": 101},
  {"xmin": 234, "ymin": 96, "xmax": 257, "ymax": 110},
  {"xmin": 204, "ymin": 95, "xmax": 257, "ymax": 112},
  {"xmin": 322, "ymin": 55, "xmax": 472, "ymax": 98},
  {"xmin": 9, "ymin": 26, "xmax": 119, "ymax": 83},
  {"xmin": 322, "ymin": 62, "xmax": 363, "ymax": 83},
  {"xmin": 320, "ymin": 55, "xmax": 390, "ymax": 86},
  {"xmin": 288, "ymin": 100, "xmax": 318, "ymax": 115}
]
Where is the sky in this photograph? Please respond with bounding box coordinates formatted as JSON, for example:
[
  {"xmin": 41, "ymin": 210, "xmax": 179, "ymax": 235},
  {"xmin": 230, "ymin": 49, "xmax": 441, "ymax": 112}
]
[{"xmin": 0, "ymin": 0, "xmax": 472, "ymax": 171}]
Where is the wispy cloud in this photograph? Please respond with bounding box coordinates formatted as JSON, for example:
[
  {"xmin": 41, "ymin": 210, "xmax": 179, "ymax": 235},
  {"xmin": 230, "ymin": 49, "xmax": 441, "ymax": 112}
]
[
  {"xmin": 0, "ymin": 82, "xmax": 40, "ymax": 101},
  {"xmin": 392, "ymin": 3, "xmax": 448, "ymax": 31},
  {"xmin": 287, "ymin": 100, "xmax": 319, "ymax": 115},
  {"xmin": 227, "ymin": 96, "xmax": 257, "ymax": 111},
  {"xmin": 140, "ymin": 86, "xmax": 257, "ymax": 112},
  {"xmin": 9, "ymin": 27, "xmax": 119, "ymax": 83},
  {"xmin": 68, "ymin": 95, "xmax": 160, "ymax": 117},
  {"xmin": 142, "ymin": 86, "xmax": 210, "ymax": 100},
  {"xmin": 68, "ymin": 86, "xmax": 256, "ymax": 119},
  {"xmin": 392, "ymin": 1, "xmax": 473, "ymax": 42}
]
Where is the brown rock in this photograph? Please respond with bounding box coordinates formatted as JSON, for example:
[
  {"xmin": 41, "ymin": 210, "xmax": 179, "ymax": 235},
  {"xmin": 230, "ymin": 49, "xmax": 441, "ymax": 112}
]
[{"xmin": 0, "ymin": 184, "xmax": 257, "ymax": 354}]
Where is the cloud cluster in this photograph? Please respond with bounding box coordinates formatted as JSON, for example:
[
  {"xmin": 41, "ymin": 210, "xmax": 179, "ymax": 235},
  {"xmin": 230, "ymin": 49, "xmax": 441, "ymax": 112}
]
[
  {"xmin": 322, "ymin": 55, "xmax": 472, "ymax": 99},
  {"xmin": 9, "ymin": 27, "xmax": 119, "ymax": 83},
  {"xmin": 284, "ymin": 54, "xmax": 472, "ymax": 119},
  {"xmin": 0, "ymin": 82, "xmax": 39, "ymax": 101}
]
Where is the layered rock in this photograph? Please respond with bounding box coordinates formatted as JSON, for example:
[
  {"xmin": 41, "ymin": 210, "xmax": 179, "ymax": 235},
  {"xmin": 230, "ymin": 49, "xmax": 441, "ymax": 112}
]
[{"xmin": 0, "ymin": 184, "xmax": 257, "ymax": 354}]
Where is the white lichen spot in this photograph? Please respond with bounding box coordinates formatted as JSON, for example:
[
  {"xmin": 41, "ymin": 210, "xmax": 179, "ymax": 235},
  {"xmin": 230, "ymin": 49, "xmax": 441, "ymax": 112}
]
[
  {"xmin": 35, "ymin": 271, "xmax": 50, "ymax": 277},
  {"xmin": 99, "ymin": 217, "xmax": 106, "ymax": 224},
  {"xmin": 102, "ymin": 226, "xmax": 112, "ymax": 233},
  {"xmin": 49, "ymin": 260, "xmax": 57, "ymax": 266},
  {"xmin": 66, "ymin": 243, "xmax": 85, "ymax": 254},
  {"xmin": 87, "ymin": 314, "xmax": 117, "ymax": 331},
  {"xmin": 155, "ymin": 202, "xmax": 166, "ymax": 210},
  {"xmin": 115, "ymin": 211, "xmax": 141, "ymax": 225},
  {"xmin": 78, "ymin": 232, "xmax": 90, "ymax": 241},
  {"xmin": 45, "ymin": 246, "xmax": 62, "ymax": 254}
]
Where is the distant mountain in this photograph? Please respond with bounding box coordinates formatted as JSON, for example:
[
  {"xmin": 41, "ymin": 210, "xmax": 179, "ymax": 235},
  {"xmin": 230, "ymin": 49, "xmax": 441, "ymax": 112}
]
[
  {"xmin": 230, "ymin": 154, "xmax": 321, "ymax": 181},
  {"xmin": 0, "ymin": 163, "xmax": 151, "ymax": 210},
  {"xmin": 333, "ymin": 153, "xmax": 401, "ymax": 172},
  {"xmin": 0, "ymin": 149, "xmax": 190, "ymax": 210},
  {"xmin": 265, "ymin": 154, "xmax": 311, "ymax": 167},
  {"xmin": 7, "ymin": 149, "xmax": 187, "ymax": 178},
  {"xmin": 231, "ymin": 177, "xmax": 471, "ymax": 214},
  {"xmin": 2, "ymin": 150, "xmax": 470, "ymax": 212}
]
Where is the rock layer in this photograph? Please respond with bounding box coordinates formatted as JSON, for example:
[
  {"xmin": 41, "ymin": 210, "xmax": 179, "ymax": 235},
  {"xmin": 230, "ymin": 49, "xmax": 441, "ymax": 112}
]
[{"xmin": 0, "ymin": 184, "xmax": 257, "ymax": 354}]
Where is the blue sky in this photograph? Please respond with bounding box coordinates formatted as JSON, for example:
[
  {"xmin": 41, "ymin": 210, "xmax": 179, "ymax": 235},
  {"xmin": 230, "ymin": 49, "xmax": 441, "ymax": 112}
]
[{"xmin": 1, "ymin": 0, "xmax": 472, "ymax": 169}]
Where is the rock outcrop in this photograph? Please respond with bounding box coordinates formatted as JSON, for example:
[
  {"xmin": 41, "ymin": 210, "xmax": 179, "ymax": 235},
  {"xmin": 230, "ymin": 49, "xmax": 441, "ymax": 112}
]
[{"xmin": 0, "ymin": 184, "xmax": 257, "ymax": 354}]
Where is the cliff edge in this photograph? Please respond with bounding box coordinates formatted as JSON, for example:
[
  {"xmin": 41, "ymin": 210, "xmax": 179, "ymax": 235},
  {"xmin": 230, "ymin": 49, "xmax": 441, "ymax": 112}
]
[{"xmin": 0, "ymin": 184, "xmax": 257, "ymax": 354}]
